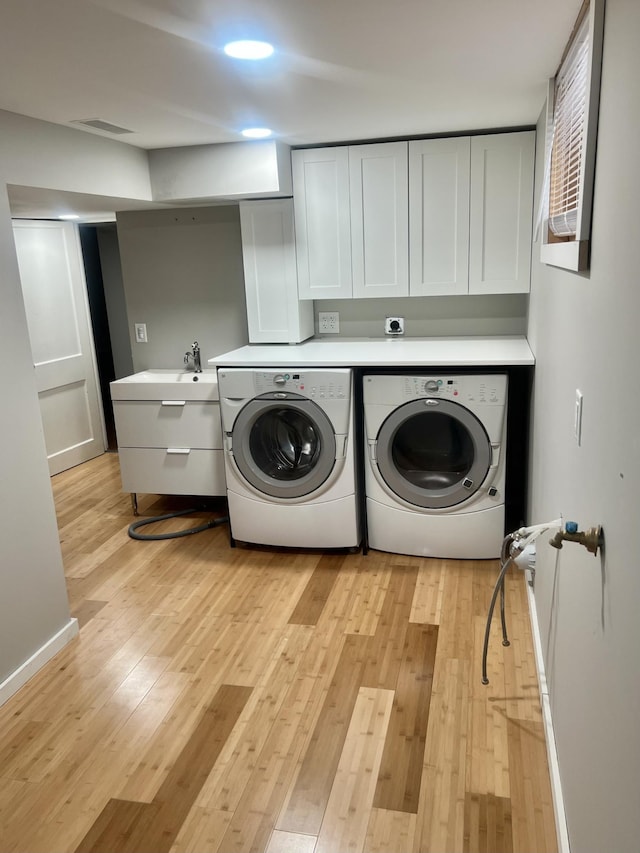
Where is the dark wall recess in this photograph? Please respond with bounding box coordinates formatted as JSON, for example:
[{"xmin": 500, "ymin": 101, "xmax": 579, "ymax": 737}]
[{"xmin": 79, "ymin": 226, "xmax": 118, "ymax": 451}]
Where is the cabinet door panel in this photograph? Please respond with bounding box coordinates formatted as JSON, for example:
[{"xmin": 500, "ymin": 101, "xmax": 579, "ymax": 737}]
[
  {"xmin": 240, "ymin": 199, "xmax": 313, "ymax": 343},
  {"xmin": 293, "ymin": 147, "xmax": 352, "ymax": 299},
  {"xmin": 349, "ymin": 142, "xmax": 409, "ymax": 298},
  {"xmin": 409, "ymin": 137, "xmax": 470, "ymax": 295},
  {"xmin": 469, "ymin": 131, "xmax": 534, "ymax": 294}
]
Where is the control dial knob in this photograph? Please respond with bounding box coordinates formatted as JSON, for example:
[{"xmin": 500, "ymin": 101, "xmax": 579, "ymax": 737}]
[
  {"xmin": 425, "ymin": 379, "xmax": 439, "ymax": 393},
  {"xmin": 273, "ymin": 374, "xmax": 287, "ymax": 386}
]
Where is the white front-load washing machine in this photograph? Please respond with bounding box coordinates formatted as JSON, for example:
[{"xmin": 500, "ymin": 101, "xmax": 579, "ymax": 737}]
[
  {"xmin": 217, "ymin": 367, "xmax": 360, "ymax": 549},
  {"xmin": 363, "ymin": 373, "xmax": 508, "ymax": 559}
]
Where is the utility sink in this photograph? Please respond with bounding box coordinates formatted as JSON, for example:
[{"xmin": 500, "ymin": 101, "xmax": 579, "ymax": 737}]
[{"xmin": 110, "ymin": 369, "xmax": 219, "ymax": 401}]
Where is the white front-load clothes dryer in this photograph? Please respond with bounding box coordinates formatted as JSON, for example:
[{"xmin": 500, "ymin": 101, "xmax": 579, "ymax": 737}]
[
  {"xmin": 363, "ymin": 373, "xmax": 508, "ymax": 558},
  {"xmin": 217, "ymin": 367, "xmax": 360, "ymax": 549}
]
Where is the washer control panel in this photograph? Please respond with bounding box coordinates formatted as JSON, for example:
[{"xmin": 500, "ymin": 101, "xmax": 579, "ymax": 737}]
[
  {"xmin": 402, "ymin": 375, "xmax": 506, "ymax": 405},
  {"xmin": 254, "ymin": 371, "xmax": 348, "ymax": 399}
]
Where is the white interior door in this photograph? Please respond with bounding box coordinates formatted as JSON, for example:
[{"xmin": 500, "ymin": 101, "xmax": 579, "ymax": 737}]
[{"xmin": 13, "ymin": 220, "xmax": 105, "ymax": 475}]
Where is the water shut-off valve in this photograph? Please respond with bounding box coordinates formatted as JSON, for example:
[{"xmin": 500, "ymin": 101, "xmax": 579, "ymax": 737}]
[{"xmin": 549, "ymin": 521, "xmax": 603, "ymax": 556}]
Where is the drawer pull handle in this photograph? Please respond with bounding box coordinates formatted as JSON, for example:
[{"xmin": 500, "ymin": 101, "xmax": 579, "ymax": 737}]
[
  {"xmin": 161, "ymin": 400, "xmax": 186, "ymax": 406},
  {"xmin": 166, "ymin": 448, "xmax": 191, "ymax": 455}
]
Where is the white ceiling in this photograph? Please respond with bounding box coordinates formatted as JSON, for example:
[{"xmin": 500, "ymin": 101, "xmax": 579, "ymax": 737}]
[{"xmin": 2, "ymin": 0, "xmax": 582, "ymax": 217}]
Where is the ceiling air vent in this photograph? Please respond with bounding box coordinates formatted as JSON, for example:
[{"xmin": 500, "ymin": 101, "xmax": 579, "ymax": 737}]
[{"xmin": 71, "ymin": 119, "xmax": 134, "ymax": 135}]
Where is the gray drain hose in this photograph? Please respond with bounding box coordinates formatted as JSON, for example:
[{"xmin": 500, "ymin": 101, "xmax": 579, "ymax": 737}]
[
  {"xmin": 128, "ymin": 508, "xmax": 229, "ymax": 541},
  {"xmin": 481, "ymin": 534, "xmax": 516, "ymax": 685}
]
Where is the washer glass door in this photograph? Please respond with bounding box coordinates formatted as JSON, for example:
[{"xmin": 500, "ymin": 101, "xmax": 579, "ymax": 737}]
[
  {"xmin": 376, "ymin": 398, "xmax": 492, "ymax": 508},
  {"xmin": 232, "ymin": 393, "xmax": 337, "ymax": 498}
]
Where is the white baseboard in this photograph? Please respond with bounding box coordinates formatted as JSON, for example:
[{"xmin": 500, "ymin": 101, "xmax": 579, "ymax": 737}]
[
  {"xmin": 525, "ymin": 570, "xmax": 571, "ymax": 853},
  {"xmin": 0, "ymin": 618, "xmax": 79, "ymax": 708}
]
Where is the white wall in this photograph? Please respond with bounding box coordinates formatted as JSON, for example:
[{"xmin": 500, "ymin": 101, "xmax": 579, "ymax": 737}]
[
  {"xmin": 116, "ymin": 206, "xmax": 249, "ymax": 370},
  {"xmin": 527, "ymin": 2, "xmax": 640, "ymax": 850},
  {"xmin": 0, "ymin": 187, "xmax": 73, "ymax": 686},
  {"xmin": 148, "ymin": 140, "xmax": 292, "ymax": 201},
  {"xmin": 315, "ymin": 293, "xmax": 528, "ymax": 338},
  {"xmin": 1, "ymin": 109, "xmax": 152, "ymax": 199}
]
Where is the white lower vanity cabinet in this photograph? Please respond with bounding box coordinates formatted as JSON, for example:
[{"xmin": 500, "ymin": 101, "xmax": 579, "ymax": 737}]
[{"xmin": 110, "ymin": 375, "xmax": 226, "ymax": 508}]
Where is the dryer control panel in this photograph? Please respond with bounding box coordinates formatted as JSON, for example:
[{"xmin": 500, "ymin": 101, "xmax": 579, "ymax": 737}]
[
  {"xmin": 402, "ymin": 375, "xmax": 507, "ymax": 405},
  {"xmin": 253, "ymin": 370, "xmax": 349, "ymax": 400}
]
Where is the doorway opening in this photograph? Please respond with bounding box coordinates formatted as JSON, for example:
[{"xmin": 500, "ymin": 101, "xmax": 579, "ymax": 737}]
[{"xmin": 79, "ymin": 223, "xmax": 132, "ymax": 452}]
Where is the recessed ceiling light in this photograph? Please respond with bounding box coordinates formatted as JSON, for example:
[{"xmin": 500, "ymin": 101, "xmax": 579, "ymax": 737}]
[
  {"xmin": 241, "ymin": 128, "xmax": 273, "ymax": 139},
  {"xmin": 59, "ymin": 214, "xmax": 80, "ymax": 220},
  {"xmin": 223, "ymin": 40, "xmax": 274, "ymax": 60}
]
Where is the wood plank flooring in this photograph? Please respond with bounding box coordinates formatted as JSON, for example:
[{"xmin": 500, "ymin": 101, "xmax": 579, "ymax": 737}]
[{"xmin": 0, "ymin": 453, "xmax": 557, "ymax": 852}]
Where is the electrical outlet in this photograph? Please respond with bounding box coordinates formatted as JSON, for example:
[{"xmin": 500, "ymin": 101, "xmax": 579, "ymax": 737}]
[
  {"xmin": 318, "ymin": 311, "xmax": 340, "ymax": 334},
  {"xmin": 385, "ymin": 316, "xmax": 404, "ymax": 335},
  {"xmin": 134, "ymin": 323, "xmax": 148, "ymax": 343}
]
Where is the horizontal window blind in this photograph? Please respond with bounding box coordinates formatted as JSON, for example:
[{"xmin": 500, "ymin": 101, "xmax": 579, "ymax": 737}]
[{"xmin": 549, "ymin": 6, "xmax": 590, "ymax": 238}]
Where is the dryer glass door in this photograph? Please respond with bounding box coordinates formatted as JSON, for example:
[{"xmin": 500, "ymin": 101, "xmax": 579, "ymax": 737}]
[
  {"xmin": 376, "ymin": 398, "xmax": 492, "ymax": 508},
  {"xmin": 232, "ymin": 394, "xmax": 337, "ymax": 498}
]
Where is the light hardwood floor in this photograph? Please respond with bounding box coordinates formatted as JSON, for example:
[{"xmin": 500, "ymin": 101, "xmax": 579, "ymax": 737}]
[{"xmin": 0, "ymin": 453, "xmax": 557, "ymax": 853}]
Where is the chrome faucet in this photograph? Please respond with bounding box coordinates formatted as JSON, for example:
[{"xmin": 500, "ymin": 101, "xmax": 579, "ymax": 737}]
[{"xmin": 184, "ymin": 341, "xmax": 202, "ymax": 373}]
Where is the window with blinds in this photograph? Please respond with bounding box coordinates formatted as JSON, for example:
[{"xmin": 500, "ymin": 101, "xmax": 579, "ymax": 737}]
[
  {"xmin": 548, "ymin": 8, "xmax": 590, "ymax": 238},
  {"xmin": 540, "ymin": 0, "xmax": 604, "ymax": 272}
]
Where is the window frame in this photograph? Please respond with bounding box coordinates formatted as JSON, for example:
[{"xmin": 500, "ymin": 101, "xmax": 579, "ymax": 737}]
[{"xmin": 540, "ymin": 0, "xmax": 605, "ymax": 272}]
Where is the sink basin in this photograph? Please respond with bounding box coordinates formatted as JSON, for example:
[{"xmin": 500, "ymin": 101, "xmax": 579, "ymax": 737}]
[{"xmin": 110, "ymin": 369, "xmax": 219, "ymax": 401}]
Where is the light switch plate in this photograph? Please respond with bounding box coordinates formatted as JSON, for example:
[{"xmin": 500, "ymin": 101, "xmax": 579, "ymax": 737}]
[
  {"xmin": 575, "ymin": 389, "xmax": 583, "ymax": 445},
  {"xmin": 135, "ymin": 323, "xmax": 148, "ymax": 343}
]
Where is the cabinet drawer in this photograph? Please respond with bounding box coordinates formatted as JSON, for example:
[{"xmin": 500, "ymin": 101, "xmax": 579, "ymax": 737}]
[
  {"xmin": 113, "ymin": 400, "xmax": 222, "ymax": 449},
  {"xmin": 118, "ymin": 448, "xmax": 226, "ymax": 496}
]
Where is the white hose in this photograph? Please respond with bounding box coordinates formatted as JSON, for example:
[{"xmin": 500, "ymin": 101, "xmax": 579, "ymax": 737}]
[{"xmin": 481, "ymin": 517, "xmax": 563, "ymax": 685}]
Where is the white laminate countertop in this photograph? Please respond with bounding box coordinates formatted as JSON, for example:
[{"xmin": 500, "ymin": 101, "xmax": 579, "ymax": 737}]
[{"xmin": 208, "ymin": 336, "xmax": 535, "ymax": 368}]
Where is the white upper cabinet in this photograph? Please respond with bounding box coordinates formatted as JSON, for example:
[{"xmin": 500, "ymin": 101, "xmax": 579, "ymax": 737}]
[
  {"xmin": 293, "ymin": 131, "xmax": 535, "ymax": 300},
  {"xmin": 409, "ymin": 137, "xmax": 470, "ymax": 296},
  {"xmin": 292, "ymin": 147, "xmax": 352, "ymax": 300},
  {"xmin": 293, "ymin": 142, "xmax": 408, "ymax": 299},
  {"xmin": 349, "ymin": 142, "xmax": 409, "ymax": 298},
  {"xmin": 469, "ymin": 131, "xmax": 535, "ymax": 295},
  {"xmin": 239, "ymin": 199, "xmax": 314, "ymax": 343}
]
